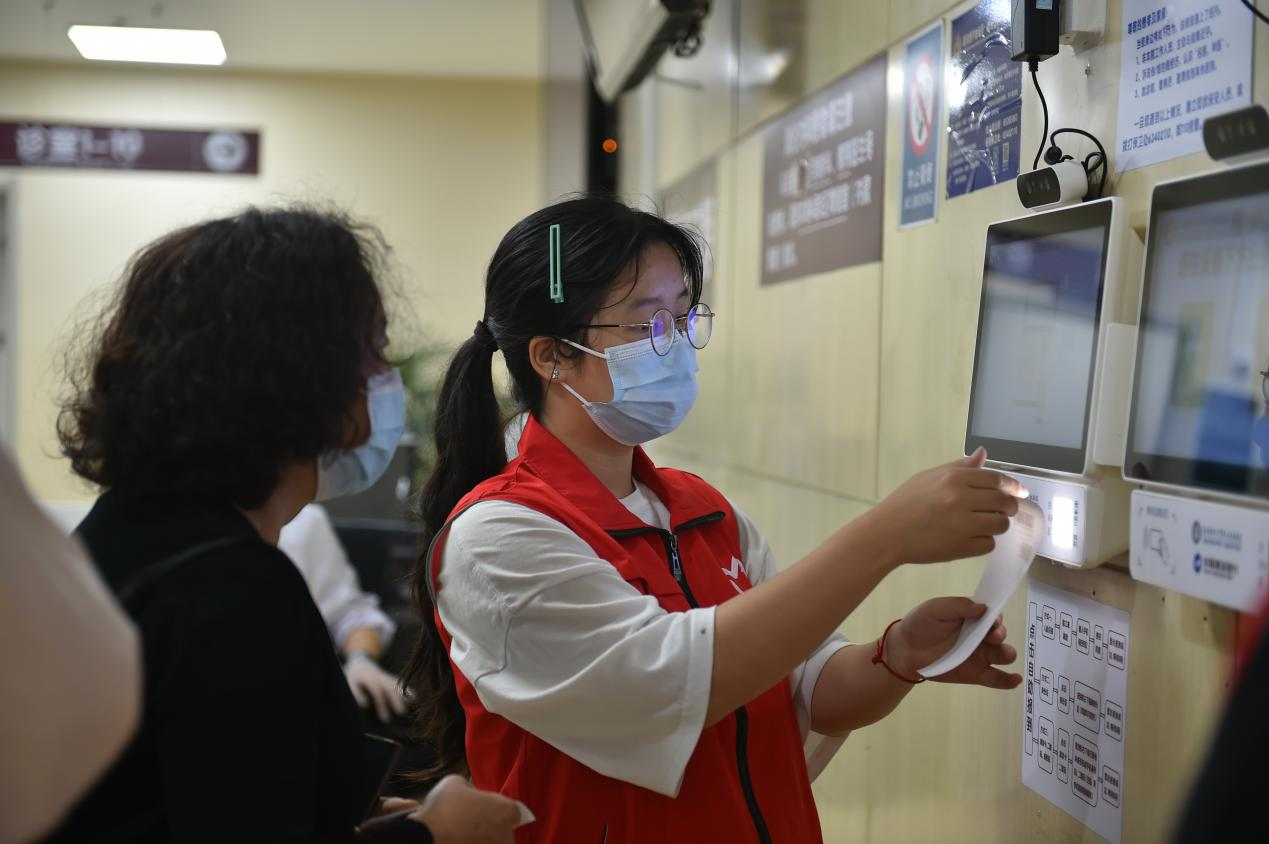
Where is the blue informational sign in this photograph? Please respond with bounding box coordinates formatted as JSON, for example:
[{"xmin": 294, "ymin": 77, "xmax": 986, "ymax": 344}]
[
  {"xmin": 900, "ymin": 22, "xmax": 944, "ymax": 227},
  {"xmin": 947, "ymin": 0, "xmax": 1022, "ymax": 198}
]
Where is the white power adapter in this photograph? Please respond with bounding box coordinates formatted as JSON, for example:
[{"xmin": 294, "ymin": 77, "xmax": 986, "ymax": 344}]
[{"xmin": 1059, "ymin": 0, "xmax": 1106, "ymax": 53}]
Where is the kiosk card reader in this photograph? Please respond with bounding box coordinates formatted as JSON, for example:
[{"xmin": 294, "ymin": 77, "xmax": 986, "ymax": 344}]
[
  {"xmin": 1125, "ymin": 159, "xmax": 1269, "ymax": 610},
  {"xmin": 966, "ymin": 197, "xmax": 1142, "ymax": 567}
]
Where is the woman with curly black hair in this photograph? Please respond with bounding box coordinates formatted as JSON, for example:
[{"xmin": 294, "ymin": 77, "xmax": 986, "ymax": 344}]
[{"xmin": 47, "ymin": 207, "xmax": 520, "ymax": 844}]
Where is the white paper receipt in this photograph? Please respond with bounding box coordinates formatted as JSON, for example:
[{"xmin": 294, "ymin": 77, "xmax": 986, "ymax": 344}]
[{"xmin": 918, "ymin": 498, "xmax": 1044, "ymax": 678}]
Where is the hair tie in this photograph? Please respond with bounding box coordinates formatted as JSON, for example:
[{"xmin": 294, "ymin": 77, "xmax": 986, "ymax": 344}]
[{"xmin": 473, "ymin": 320, "xmax": 497, "ymax": 350}]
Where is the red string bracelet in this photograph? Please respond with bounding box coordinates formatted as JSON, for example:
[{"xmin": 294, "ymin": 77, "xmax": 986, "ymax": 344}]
[{"xmin": 872, "ymin": 618, "xmax": 925, "ymax": 684}]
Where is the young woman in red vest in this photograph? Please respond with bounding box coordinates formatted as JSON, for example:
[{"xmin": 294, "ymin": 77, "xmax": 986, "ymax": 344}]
[{"xmin": 404, "ymin": 196, "xmax": 1026, "ymax": 843}]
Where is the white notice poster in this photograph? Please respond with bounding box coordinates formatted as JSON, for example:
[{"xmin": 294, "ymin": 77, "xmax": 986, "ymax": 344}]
[
  {"xmin": 1022, "ymin": 581, "xmax": 1130, "ymax": 844},
  {"xmin": 1116, "ymin": 0, "xmax": 1253, "ymax": 172}
]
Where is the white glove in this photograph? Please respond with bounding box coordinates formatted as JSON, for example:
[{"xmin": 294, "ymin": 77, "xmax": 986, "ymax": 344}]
[{"xmin": 344, "ymin": 652, "xmax": 408, "ymax": 723}]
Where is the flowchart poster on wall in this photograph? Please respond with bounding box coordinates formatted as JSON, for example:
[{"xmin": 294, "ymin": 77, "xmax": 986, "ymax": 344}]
[
  {"xmin": 1116, "ymin": 0, "xmax": 1253, "ymax": 172},
  {"xmin": 760, "ymin": 52, "xmax": 886, "ymax": 285},
  {"xmin": 661, "ymin": 159, "xmax": 718, "ymax": 289},
  {"xmin": 900, "ymin": 22, "xmax": 944, "ymax": 228},
  {"xmin": 1022, "ymin": 581, "xmax": 1131, "ymax": 844},
  {"xmin": 946, "ymin": 0, "xmax": 1021, "ymax": 198}
]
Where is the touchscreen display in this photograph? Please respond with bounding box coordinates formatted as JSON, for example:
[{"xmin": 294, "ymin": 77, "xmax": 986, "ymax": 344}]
[
  {"xmin": 1126, "ymin": 162, "xmax": 1269, "ymax": 498},
  {"xmin": 965, "ymin": 202, "xmax": 1112, "ymax": 474}
]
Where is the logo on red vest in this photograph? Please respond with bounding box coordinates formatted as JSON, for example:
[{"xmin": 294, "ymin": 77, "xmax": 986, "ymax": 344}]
[{"xmin": 722, "ymin": 557, "xmax": 746, "ymax": 594}]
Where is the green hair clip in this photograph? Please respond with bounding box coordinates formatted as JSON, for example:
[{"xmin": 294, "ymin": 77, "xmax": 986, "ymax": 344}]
[{"xmin": 548, "ymin": 223, "xmax": 563, "ymax": 304}]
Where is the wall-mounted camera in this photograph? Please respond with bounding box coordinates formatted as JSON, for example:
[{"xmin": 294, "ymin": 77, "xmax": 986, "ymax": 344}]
[
  {"xmin": 576, "ymin": 0, "xmax": 711, "ymax": 103},
  {"xmin": 1016, "ymin": 161, "xmax": 1089, "ymax": 211}
]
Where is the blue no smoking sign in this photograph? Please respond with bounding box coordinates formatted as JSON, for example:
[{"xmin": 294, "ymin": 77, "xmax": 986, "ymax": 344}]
[{"xmin": 900, "ymin": 22, "xmax": 943, "ymax": 227}]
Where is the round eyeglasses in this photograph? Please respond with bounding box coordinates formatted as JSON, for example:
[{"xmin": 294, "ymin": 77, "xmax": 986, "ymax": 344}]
[{"xmin": 584, "ymin": 302, "xmax": 715, "ymax": 356}]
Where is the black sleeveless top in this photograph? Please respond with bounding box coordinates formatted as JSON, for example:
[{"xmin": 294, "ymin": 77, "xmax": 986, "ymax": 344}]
[{"xmin": 45, "ymin": 492, "xmax": 412, "ymax": 843}]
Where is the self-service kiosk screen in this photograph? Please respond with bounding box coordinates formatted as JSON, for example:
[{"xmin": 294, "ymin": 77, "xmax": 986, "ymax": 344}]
[
  {"xmin": 965, "ymin": 202, "xmax": 1113, "ymax": 474},
  {"xmin": 1125, "ymin": 161, "xmax": 1269, "ymax": 499}
]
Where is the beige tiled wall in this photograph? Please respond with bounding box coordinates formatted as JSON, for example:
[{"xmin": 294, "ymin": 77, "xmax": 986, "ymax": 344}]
[{"xmin": 638, "ymin": 1, "xmax": 1268, "ymax": 840}]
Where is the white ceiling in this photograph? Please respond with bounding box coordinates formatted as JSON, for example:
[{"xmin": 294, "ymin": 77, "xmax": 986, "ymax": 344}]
[{"xmin": 0, "ymin": 0, "xmax": 546, "ymax": 79}]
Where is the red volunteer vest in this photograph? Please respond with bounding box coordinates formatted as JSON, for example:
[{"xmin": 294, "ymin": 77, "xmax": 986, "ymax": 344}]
[{"xmin": 428, "ymin": 417, "xmax": 823, "ymax": 843}]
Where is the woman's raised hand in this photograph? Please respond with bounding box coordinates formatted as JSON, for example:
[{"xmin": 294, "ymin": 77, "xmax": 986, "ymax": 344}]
[{"xmin": 865, "ymin": 447, "xmax": 1029, "ymax": 565}]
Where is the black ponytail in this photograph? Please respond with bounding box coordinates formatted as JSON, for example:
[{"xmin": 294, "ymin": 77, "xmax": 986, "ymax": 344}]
[
  {"xmin": 406, "ymin": 330, "xmax": 500, "ymax": 777},
  {"xmin": 423, "ymin": 329, "xmax": 504, "ymax": 544},
  {"xmin": 404, "ymin": 194, "xmax": 706, "ymax": 778}
]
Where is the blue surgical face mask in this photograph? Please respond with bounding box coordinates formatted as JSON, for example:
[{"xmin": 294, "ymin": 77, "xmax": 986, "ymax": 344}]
[
  {"xmin": 559, "ymin": 335, "xmax": 698, "ymax": 446},
  {"xmin": 316, "ymin": 368, "xmax": 406, "ymax": 500}
]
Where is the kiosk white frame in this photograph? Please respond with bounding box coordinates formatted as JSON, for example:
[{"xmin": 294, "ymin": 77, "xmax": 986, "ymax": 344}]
[{"xmin": 966, "ymin": 196, "xmax": 1142, "ymax": 568}]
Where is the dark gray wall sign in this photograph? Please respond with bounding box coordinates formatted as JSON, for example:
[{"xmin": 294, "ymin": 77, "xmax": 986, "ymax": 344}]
[
  {"xmin": 760, "ymin": 52, "xmax": 887, "ymax": 286},
  {"xmin": 0, "ymin": 121, "xmax": 260, "ymax": 174}
]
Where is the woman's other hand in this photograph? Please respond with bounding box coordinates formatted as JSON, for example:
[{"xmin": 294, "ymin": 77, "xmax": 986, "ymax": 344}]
[
  {"xmin": 887, "ymin": 597, "xmax": 1022, "ymax": 689},
  {"xmin": 409, "ymin": 774, "xmax": 524, "ymax": 844}
]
